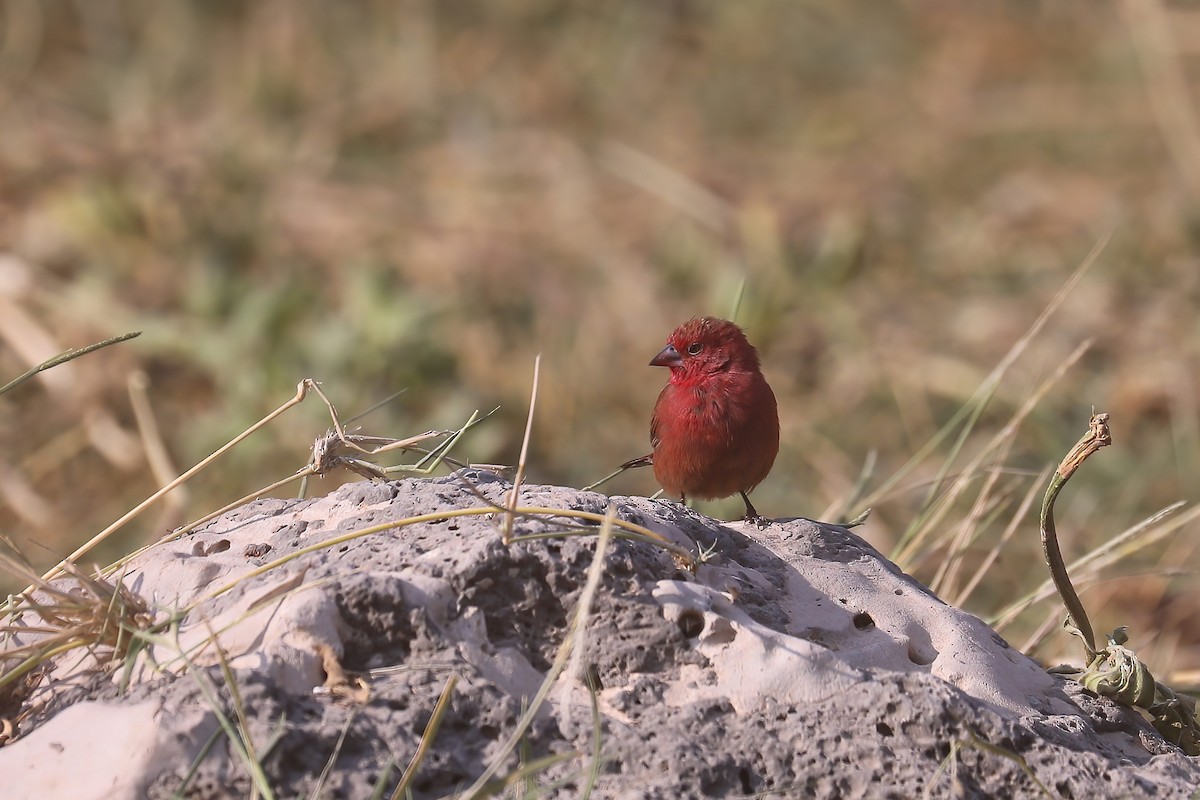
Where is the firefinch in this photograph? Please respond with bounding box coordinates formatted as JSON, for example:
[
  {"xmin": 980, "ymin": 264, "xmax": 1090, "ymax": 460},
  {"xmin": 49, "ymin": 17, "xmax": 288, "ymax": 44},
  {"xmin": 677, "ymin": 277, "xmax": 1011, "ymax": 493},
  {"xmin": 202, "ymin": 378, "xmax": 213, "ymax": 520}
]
[{"xmin": 642, "ymin": 316, "xmax": 780, "ymax": 524}]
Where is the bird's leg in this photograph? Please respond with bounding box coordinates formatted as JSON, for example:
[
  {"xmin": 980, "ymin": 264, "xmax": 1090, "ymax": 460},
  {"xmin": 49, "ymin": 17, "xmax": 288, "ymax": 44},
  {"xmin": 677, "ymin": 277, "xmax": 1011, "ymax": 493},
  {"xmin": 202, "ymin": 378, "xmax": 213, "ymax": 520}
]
[{"xmin": 740, "ymin": 492, "xmax": 770, "ymax": 529}]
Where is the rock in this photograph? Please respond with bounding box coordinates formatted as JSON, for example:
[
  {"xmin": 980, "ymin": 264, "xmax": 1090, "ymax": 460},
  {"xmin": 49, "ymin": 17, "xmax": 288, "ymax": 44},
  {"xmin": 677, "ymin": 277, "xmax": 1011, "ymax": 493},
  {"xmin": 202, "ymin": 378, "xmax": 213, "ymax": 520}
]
[{"xmin": 1, "ymin": 471, "xmax": 1197, "ymax": 799}]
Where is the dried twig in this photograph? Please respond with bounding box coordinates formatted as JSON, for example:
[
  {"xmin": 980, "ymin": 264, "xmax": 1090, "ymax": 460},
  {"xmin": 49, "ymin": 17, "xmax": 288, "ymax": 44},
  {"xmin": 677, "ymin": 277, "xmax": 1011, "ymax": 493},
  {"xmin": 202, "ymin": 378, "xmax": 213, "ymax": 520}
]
[
  {"xmin": 1040, "ymin": 411, "xmax": 1111, "ymax": 657},
  {"xmin": 0, "ymin": 331, "xmax": 141, "ymax": 398}
]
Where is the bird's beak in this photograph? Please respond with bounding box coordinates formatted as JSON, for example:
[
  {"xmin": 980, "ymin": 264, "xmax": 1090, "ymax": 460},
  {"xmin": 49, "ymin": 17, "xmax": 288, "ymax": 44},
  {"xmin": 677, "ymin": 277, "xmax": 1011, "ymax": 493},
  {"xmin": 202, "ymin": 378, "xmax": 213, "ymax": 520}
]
[{"xmin": 650, "ymin": 344, "xmax": 683, "ymax": 368}]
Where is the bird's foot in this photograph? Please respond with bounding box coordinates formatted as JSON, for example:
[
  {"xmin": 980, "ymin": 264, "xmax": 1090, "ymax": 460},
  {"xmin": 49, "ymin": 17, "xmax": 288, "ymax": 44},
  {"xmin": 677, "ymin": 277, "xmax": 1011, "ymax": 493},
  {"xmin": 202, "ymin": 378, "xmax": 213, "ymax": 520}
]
[
  {"xmin": 743, "ymin": 512, "xmax": 772, "ymax": 529},
  {"xmin": 739, "ymin": 492, "xmax": 771, "ymax": 529}
]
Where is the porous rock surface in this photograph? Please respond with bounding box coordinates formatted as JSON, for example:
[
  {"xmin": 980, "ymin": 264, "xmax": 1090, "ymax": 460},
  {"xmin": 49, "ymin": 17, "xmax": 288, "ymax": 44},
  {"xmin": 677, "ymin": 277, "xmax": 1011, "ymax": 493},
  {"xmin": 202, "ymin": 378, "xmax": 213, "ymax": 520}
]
[{"xmin": 3, "ymin": 471, "xmax": 1199, "ymax": 799}]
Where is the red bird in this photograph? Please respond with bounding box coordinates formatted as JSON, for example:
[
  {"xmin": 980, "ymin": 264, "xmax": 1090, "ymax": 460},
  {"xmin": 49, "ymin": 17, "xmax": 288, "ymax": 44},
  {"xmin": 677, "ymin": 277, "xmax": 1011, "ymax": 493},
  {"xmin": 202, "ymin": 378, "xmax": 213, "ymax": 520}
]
[{"xmin": 643, "ymin": 317, "xmax": 779, "ymax": 524}]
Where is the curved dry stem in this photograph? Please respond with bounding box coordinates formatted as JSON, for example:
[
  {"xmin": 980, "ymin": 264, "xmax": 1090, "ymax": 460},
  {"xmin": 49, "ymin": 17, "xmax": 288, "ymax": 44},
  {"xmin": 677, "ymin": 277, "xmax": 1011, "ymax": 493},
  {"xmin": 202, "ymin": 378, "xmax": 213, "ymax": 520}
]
[{"xmin": 1039, "ymin": 411, "xmax": 1111, "ymax": 659}]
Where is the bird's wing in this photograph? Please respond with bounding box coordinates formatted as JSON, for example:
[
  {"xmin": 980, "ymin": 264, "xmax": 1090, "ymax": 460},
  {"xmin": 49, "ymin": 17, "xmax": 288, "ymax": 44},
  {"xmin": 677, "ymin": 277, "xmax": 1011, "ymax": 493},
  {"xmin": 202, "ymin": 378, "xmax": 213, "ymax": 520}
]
[{"xmin": 649, "ymin": 384, "xmax": 670, "ymax": 449}]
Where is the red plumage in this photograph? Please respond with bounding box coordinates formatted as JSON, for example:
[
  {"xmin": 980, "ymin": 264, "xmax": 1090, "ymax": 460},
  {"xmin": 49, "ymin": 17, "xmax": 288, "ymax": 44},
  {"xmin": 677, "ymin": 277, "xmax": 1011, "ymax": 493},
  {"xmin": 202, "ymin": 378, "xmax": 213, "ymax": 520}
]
[{"xmin": 646, "ymin": 317, "xmax": 779, "ymax": 523}]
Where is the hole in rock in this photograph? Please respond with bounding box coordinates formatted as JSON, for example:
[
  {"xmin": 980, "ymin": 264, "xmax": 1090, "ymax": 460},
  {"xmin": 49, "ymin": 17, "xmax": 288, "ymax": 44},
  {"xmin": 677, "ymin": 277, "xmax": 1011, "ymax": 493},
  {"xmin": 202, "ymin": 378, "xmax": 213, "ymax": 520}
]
[
  {"xmin": 852, "ymin": 612, "xmax": 875, "ymax": 630},
  {"xmin": 739, "ymin": 768, "xmax": 754, "ymax": 793},
  {"xmin": 876, "ymin": 722, "xmax": 894, "ymax": 737},
  {"xmin": 677, "ymin": 608, "xmax": 706, "ymax": 638},
  {"xmin": 242, "ymin": 542, "xmax": 271, "ymax": 558},
  {"xmin": 907, "ymin": 641, "xmax": 937, "ymax": 666}
]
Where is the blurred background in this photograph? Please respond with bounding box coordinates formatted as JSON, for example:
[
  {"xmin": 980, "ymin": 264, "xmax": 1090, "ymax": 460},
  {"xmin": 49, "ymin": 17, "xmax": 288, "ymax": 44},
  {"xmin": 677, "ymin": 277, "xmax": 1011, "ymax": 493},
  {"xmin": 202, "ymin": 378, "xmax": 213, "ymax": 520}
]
[{"xmin": 2, "ymin": 0, "xmax": 1200, "ymax": 673}]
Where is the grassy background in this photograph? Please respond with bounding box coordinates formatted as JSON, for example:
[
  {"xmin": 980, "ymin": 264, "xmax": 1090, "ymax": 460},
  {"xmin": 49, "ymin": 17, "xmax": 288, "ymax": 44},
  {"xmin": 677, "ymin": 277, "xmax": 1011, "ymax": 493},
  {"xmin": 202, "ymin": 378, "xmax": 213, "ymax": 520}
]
[{"xmin": 2, "ymin": 0, "xmax": 1199, "ymax": 673}]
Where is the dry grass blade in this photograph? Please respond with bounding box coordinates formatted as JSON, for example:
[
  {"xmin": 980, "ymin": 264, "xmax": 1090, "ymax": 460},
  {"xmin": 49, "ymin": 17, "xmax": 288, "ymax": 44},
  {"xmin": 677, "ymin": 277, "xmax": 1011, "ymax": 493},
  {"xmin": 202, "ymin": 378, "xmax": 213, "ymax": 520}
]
[
  {"xmin": 892, "ymin": 337, "xmax": 1093, "ymax": 569},
  {"xmin": 216, "ymin": 655, "xmax": 277, "ymax": 800},
  {"xmin": 457, "ymin": 502, "xmax": 616, "ymax": 799},
  {"xmin": 395, "ymin": 408, "xmax": 498, "ymax": 474},
  {"xmin": 36, "ymin": 378, "xmax": 317, "ymax": 588},
  {"xmin": 102, "ymin": 388, "xmax": 491, "ymax": 580},
  {"xmin": 580, "ymin": 667, "xmax": 605, "ymax": 800},
  {"xmin": 951, "ymin": 463, "xmax": 1053, "ymax": 608},
  {"xmin": 504, "ymin": 355, "xmax": 541, "ymax": 545},
  {"xmin": 304, "ymin": 380, "xmax": 497, "ymax": 480},
  {"xmin": 172, "ymin": 726, "xmax": 226, "ymax": 798},
  {"xmin": 0, "ymin": 331, "xmax": 141, "ymax": 398},
  {"xmin": 128, "ymin": 371, "xmax": 183, "ymax": 493},
  {"xmin": 0, "ymin": 540, "xmax": 156, "ymax": 700},
  {"xmin": 1121, "ymin": 0, "xmax": 1200, "ymax": 200},
  {"xmin": 182, "ymin": 622, "xmax": 280, "ymax": 799},
  {"xmin": 991, "ymin": 501, "xmax": 1200, "ymax": 635},
  {"xmin": 128, "ymin": 370, "xmax": 187, "ymax": 530},
  {"xmin": 884, "ymin": 235, "xmax": 1107, "ymax": 563},
  {"xmin": 928, "ymin": 440, "xmax": 1015, "ymax": 598},
  {"xmin": 825, "ymin": 449, "xmax": 877, "ymax": 526},
  {"xmin": 468, "ymin": 751, "xmax": 580, "ymax": 799},
  {"xmin": 582, "ymin": 454, "xmax": 653, "ymax": 493},
  {"xmin": 923, "ymin": 731, "xmax": 1054, "ymax": 799},
  {"xmin": 598, "ymin": 142, "xmax": 731, "ymax": 233},
  {"xmin": 188, "ymin": 503, "xmax": 690, "ymax": 614},
  {"xmin": 310, "ymin": 710, "xmax": 359, "ymax": 800},
  {"xmin": 390, "ymin": 674, "xmax": 458, "ymax": 800}
]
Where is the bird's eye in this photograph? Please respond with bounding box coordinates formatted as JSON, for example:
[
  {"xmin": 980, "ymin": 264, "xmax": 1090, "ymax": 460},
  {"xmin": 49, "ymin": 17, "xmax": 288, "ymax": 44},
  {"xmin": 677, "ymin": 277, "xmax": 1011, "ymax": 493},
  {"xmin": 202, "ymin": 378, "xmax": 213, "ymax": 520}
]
[{"xmin": 687, "ymin": 342, "xmax": 703, "ymax": 355}]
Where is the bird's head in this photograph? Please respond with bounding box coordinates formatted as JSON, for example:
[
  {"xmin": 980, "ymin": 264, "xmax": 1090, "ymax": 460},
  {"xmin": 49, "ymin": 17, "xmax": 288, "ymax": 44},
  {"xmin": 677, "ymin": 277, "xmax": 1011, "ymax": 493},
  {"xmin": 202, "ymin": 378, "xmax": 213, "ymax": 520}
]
[{"xmin": 650, "ymin": 317, "xmax": 761, "ymax": 384}]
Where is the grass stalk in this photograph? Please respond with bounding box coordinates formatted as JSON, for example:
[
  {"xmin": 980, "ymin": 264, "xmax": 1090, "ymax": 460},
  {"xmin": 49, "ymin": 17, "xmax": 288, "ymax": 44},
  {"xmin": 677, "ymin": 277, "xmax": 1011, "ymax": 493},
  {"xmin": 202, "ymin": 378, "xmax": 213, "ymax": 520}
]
[
  {"xmin": 390, "ymin": 674, "xmax": 458, "ymax": 800},
  {"xmin": 504, "ymin": 355, "xmax": 540, "ymax": 545},
  {"xmin": 457, "ymin": 502, "xmax": 617, "ymax": 799}
]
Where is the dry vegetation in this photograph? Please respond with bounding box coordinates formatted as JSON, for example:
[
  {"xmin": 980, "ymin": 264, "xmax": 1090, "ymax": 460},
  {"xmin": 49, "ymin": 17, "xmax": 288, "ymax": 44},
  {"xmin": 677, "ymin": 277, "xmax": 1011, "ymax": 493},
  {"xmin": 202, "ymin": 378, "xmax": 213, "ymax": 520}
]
[{"xmin": 2, "ymin": 1, "xmax": 1200, "ymax": 676}]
